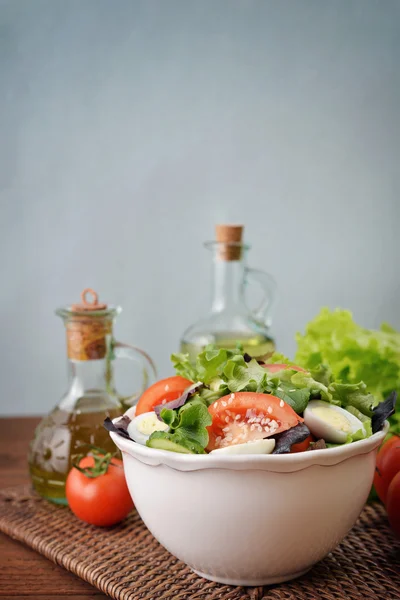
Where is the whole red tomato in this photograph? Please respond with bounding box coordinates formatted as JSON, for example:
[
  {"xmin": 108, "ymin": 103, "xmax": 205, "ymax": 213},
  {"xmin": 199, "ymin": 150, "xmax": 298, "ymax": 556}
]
[
  {"xmin": 386, "ymin": 471, "xmax": 400, "ymax": 539},
  {"xmin": 373, "ymin": 435, "xmax": 400, "ymax": 504},
  {"xmin": 66, "ymin": 452, "xmax": 134, "ymax": 527}
]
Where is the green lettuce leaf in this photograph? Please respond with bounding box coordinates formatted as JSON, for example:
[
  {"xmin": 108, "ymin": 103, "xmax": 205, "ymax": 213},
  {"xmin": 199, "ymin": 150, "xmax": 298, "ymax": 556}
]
[
  {"xmin": 159, "ymin": 408, "xmax": 179, "ymax": 428},
  {"xmin": 290, "ymin": 371, "xmax": 337, "ymax": 404},
  {"xmin": 346, "ymin": 427, "xmax": 368, "ymax": 443},
  {"xmin": 197, "ymin": 386, "xmax": 227, "ymax": 406},
  {"xmin": 310, "ymin": 364, "xmax": 333, "ymax": 387},
  {"xmin": 345, "ymin": 406, "xmax": 373, "ymax": 437},
  {"xmin": 327, "ymin": 423, "xmax": 370, "ymax": 448},
  {"xmin": 272, "ymin": 381, "xmax": 311, "ymax": 414},
  {"xmin": 171, "ymin": 352, "xmax": 198, "ymax": 382},
  {"xmin": 223, "ymin": 356, "xmax": 268, "ymax": 392},
  {"xmin": 329, "ymin": 382, "xmax": 379, "ymax": 416},
  {"xmin": 266, "ymin": 352, "xmax": 294, "ymax": 365},
  {"xmin": 196, "ymin": 346, "xmax": 243, "ymax": 384}
]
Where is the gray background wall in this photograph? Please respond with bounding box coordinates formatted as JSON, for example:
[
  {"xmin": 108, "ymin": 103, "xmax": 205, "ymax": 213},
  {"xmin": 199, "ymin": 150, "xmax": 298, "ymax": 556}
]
[{"xmin": 1, "ymin": 0, "xmax": 399, "ymax": 415}]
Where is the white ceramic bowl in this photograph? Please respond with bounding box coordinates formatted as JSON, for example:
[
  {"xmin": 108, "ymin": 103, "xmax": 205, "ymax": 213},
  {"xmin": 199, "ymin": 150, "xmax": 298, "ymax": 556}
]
[{"xmin": 110, "ymin": 420, "xmax": 387, "ymax": 586}]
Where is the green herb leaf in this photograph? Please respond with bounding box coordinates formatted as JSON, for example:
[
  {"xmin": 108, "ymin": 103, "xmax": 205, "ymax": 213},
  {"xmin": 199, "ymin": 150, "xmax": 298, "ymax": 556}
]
[
  {"xmin": 171, "ymin": 352, "xmax": 198, "ymax": 382},
  {"xmin": 158, "ymin": 398, "xmax": 212, "ymax": 450},
  {"xmin": 176, "ymin": 400, "xmax": 212, "ymax": 447},
  {"xmin": 159, "ymin": 408, "xmax": 179, "ymax": 428}
]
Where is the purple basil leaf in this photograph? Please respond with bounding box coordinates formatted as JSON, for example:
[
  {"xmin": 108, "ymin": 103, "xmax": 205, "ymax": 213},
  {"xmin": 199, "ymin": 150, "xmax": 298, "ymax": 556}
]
[
  {"xmin": 154, "ymin": 382, "xmax": 203, "ymax": 419},
  {"xmin": 271, "ymin": 423, "xmax": 311, "ymax": 454},
  {"xmin": 371, "ymin": 391, "xmax": 397, "ymax": 434},
  {"xmin": 103, "ymin": 415, "xmax": 132, "ymax": 440}
]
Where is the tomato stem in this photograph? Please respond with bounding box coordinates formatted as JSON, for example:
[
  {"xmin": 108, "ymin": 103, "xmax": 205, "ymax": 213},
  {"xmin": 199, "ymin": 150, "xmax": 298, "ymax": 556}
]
[{"xmin": 72, "ymin": 445, "xmax": 122, "ymax": 478}]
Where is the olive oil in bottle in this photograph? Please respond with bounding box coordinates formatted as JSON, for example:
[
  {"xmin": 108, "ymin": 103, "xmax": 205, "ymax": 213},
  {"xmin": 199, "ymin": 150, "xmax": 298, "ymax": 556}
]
[
  {"xmin": 180, "ymin": 333, "xmax": 275, "ymax": 364},
  {"xmin": 29, "ymin": 405, "xmax": 121, "ymax": 504},
  {"xmin": 28, "ymin": 289, "xmax": 156, "ymax": 504},
  {"xmin": 180, "ymin": 225, "xmax": 277, "ymax": 361}
]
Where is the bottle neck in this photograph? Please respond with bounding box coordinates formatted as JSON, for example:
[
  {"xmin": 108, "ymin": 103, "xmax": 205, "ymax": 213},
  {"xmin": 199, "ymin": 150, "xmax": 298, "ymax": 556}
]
[
  {"xmin": 67, "ymin": 358, "xmax": 112, "ymax": 393},
  {"xmin": 59, "ymin": 356, "xmax": 118, "ymax": 412},
  {"xmin": 211, "ymin": 258, "xmax": 245, "ymax": 312},
  {"xmin": 58, "ymin": 315, "xmax": 121, "ymax": 412}
]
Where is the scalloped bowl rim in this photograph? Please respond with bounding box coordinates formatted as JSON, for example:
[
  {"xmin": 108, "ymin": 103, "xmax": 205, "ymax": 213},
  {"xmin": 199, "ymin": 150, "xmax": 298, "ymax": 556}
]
[{"xmin": 110, "ymin": 416, "xmax": 389, "ymax": 473}]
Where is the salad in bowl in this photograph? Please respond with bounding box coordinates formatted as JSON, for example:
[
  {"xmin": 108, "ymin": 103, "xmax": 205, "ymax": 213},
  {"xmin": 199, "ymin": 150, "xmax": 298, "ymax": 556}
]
[
  {"xmin": 106, "ymin": 346, "xmax": 395, "ymax": 457},
  {"xmin": 105, "ymin": 346, "xmax": 395, "ymax": 586}
]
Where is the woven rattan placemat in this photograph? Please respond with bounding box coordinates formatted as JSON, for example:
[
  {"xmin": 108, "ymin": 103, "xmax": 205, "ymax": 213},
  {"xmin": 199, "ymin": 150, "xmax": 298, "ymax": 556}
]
[{"xmin": 0, "ymin": 485, "xmax": 399, "ymax": 600}]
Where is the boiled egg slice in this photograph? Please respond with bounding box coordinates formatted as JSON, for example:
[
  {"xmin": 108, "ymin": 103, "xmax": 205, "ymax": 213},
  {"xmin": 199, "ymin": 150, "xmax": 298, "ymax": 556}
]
[
  {"xmin": 210, "ymin": 438, "xmax": 275, "ymax": 455},
  {"xmin": 127, "ymin": 411, "xmax": 169, "ymax": 445},
  {"xmin": 303, "ymin": 400, "xmax": 365, "ymax": 444}
]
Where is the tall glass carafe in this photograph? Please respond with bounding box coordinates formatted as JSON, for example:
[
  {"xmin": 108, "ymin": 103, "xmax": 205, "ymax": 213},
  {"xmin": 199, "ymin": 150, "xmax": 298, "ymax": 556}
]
[
  {"xmin": 180, "ymin": 225, "xmax": 277, "ymax": 361},
  {"xmin": 28, "ymin": 289, "xmax": 156, "ymax": 504}
]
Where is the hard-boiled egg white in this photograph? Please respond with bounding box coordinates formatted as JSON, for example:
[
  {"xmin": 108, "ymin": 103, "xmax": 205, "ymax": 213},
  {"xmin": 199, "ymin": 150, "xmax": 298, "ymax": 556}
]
[
  {"xmin": 303, "ymin": 400, "xmax": 365, "ymax": 444},
  {"xmin": 210, "ymin": 438, "xmax": 276, "ymax": 455},
  {"xmin": 127, "ymin": 411, "xmax": 169, "ymax": 445}
]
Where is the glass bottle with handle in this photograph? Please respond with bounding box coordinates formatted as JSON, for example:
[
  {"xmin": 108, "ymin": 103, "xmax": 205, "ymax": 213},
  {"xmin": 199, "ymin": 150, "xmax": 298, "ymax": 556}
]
[
  {"xmin": 180, "ymin": 225, "xmax": 277, "ymax": 362},
  {"xmin": 28, "ymin": 288, "xmax": 156, "ymax": 504}
]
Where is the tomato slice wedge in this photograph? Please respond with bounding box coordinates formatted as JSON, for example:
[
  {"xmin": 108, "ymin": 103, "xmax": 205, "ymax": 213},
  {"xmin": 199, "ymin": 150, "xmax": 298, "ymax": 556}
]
[
  {"xmin": 135, "ymin": 376, "xmax": 193, "ymax": 416},
  {"xmin": 207, "ymin": 392, "xmax": 303, "ymax": 451}
]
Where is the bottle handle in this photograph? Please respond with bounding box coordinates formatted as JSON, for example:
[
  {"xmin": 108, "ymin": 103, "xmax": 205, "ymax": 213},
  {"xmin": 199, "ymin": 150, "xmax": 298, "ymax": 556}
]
[
  {"xmin": 112, "ymin": 341, "xmax": 157, "ymax": 409},
  {"xmin": 244, "ymin": 267, "xmax": 278, "ymax": 328}
]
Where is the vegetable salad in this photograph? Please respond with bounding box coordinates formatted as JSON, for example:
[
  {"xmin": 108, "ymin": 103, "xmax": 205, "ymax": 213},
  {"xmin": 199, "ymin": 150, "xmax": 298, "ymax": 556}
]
[{"xmin": 105, "ymin": 345, "xmax": 396, "ymax": 455}]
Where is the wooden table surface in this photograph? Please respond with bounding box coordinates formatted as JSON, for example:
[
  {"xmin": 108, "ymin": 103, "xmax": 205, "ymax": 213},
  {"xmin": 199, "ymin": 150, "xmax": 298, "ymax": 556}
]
[{"xmin": 0, "ymin": 417, "xmax": 106, "ymax": 600}]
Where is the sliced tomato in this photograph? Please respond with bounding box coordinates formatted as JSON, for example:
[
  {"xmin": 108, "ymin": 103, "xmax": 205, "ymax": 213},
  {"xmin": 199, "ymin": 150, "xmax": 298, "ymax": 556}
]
[
  {"xmin": 135, "ymin": 376, "xmax": 193, "ymax": 416},
  {"xmin": 290, "ymin": 434, "xmax": 314, "ymax": 453},
  {"xmin": 207, "ymin": 392, "xmax": 303, "ymax": 451},
  {"xmin": 263, "ymin": 363, "xmax": 307, "ymax": 373}
]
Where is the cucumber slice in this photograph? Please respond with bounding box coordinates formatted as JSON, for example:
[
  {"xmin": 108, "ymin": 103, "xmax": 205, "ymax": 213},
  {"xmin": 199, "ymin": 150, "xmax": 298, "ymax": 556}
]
[{"xmin": 146, "ymin": 431, "xmax": 205, "ymax": 454}]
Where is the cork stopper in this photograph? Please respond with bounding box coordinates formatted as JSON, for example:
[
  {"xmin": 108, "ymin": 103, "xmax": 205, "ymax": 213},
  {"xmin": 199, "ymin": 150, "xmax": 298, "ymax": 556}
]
[
  {"xmin": 71, "ymin": 288, "xmax": 107, "ymax": 311},
  {"xmin": 67, "ymin": 289, "xmax": 111, "ymax": 361},
  {"xmin": 215, "ymin": 224, "xmax": 244, "ymax": 260}
]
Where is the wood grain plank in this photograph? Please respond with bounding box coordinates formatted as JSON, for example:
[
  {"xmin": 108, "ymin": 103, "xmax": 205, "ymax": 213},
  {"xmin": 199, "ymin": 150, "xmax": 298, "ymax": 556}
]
[{"xmin": 0, "ymin": 417, "xmax": 107, "ymax": 599}]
